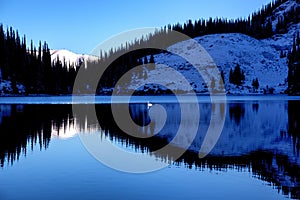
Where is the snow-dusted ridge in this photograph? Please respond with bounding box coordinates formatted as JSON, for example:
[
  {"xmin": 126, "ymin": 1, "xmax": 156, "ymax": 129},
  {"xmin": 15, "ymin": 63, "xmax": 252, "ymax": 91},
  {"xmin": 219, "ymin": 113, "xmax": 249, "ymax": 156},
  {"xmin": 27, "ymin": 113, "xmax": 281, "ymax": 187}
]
[
  {"xmin": 126, "ymin": 1, "xmax": 300, "ymax": 95},
  {"xmin": 127, "ymin": 32, "xmax": 290, "ymax": 95},
  {"xmin": 50, "ymin": 49, "xmax": 99, "ymax": 67},
  {"xmin": 0, "ymin": 0, "xmax": 298, "ymax": 96}
]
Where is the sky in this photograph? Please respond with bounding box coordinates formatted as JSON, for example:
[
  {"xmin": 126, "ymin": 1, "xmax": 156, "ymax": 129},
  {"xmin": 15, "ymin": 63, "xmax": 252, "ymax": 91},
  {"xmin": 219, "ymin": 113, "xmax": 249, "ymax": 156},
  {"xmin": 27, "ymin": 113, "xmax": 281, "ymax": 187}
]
[{"xmin": 0, "ymin": 0, "xmax": 272, "ymax": 54}]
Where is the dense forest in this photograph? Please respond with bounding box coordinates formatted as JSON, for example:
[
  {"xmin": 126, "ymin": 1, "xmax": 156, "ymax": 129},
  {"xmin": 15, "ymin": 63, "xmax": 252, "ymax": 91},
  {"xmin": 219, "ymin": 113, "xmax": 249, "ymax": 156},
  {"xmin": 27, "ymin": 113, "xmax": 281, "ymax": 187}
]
[
  {"xmin": 0, "ymin": 25, "xmax": 78, "ymax": 94},
  {"xmin": 288, "ymin": 32, "xmax": 300, "ymax": 94},
  {"xmin": 0, "ymin": 0, "xmax": 299, "ymax": 95},
  {"xmin": 98, "ymin": 0, "xmax": 300, "ymax": 94}
]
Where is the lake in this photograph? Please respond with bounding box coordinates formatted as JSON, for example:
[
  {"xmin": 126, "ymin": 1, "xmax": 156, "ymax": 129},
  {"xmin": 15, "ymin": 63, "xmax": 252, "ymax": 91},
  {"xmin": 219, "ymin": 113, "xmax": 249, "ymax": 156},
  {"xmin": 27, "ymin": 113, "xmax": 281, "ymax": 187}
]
[{"xmin": 0, "ymin": 96, "xmax": 299, "ymax": 199}]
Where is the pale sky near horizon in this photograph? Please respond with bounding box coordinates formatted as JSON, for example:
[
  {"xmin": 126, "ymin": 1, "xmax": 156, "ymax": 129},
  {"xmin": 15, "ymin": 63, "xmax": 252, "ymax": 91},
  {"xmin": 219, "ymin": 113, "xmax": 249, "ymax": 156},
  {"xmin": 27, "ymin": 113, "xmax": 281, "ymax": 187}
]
[{"xmin": 0, "ymin": 0, "xmax": 271, "ymax": 54}]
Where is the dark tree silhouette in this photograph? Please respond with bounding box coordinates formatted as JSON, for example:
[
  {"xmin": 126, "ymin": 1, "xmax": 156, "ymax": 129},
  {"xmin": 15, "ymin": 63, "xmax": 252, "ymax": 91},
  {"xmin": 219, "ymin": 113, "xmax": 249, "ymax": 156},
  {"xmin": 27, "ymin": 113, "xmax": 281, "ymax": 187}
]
[{"xmin": 229, "ymin": 64, "xmax": 245, "ymax": 85}]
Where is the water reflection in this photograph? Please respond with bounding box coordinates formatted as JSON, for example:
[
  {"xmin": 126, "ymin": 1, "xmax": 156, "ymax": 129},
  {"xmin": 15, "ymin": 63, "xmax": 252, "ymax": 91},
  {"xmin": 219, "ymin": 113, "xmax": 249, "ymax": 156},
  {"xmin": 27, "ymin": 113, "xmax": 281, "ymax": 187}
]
[
  {"xmin": 0, "ymin": 105, "xmax": 73, "ymax": 167},
  {"xmin": 0, "ymin": 101, "xmax": 299, "ymax": 198},
  {"xmin": 229, "ymin": 103, "xmax": 245, "ymax": 125},
  {"xmin": 288, "ymin": 101, "xmax": 300, "ymax": 156}
]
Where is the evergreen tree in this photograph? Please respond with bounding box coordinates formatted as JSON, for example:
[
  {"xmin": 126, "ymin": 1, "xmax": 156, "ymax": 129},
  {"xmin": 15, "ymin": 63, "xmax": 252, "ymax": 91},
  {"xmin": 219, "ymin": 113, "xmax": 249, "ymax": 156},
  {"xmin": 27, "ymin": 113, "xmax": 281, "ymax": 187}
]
[
  {"xmin": 252, "ymin": 78, "xmax": 259, "ymax": 91},
  {"xmin": 229, "ymin": 64, "xmax": 245, "ymax": 85},
  {"xmin": 288, "ymin": 32, "xmax": 300, "ymax": 94},
  {"xmin": 255, "ymin": 78, "xmax": 259, "ymax": 89}
]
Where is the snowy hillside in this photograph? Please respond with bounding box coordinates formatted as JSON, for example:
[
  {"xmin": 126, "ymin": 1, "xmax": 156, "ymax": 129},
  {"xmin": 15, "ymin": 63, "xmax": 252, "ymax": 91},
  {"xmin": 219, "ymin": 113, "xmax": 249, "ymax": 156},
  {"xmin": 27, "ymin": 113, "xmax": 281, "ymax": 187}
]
[
  {"xmin": 125, "ymin": 1, "xmax": 300, "ymax": 95},
  {"xmin": 127, "ymin": 32, "xmax": 292, "ymax": 95},
  {"xmin": 268, "ymin": 0, "xmax": 299, "ymax": 33},
  {"xmin": 50, "ymin": 49, "xmax": 99, "ymax": 67}
]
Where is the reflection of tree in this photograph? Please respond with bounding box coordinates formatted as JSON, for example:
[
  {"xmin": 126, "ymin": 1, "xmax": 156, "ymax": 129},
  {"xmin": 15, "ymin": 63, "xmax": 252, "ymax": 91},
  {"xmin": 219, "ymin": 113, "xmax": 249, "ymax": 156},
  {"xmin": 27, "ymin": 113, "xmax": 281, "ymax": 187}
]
[
  {"xmin": 97, "ymin": 103, "xmax": 300, "ymax": 199},
  {"xmin": 95, "ymin": 104, "xmax": 170, "ymax": 152},
  {"xmin": 176, "ymin": 151, "xmax": 300, "ymax": 199},
  {"xmin": 0, "ymin": 105, "xmax": 73, "ymax": 167},
  {"xmin": 288, "ymin": 101, "xmax": 300, "ymax": 155},
  {"xmin": 252, "ymin": 102, "xmax": 259, "ymax": 113},
  {"xmin": 229, "ymin": 103, "xmax": 245, "ymax": 125},
  {"xmin": 129, "ymin": 103, "xmax": 150, "ymax": 127},
  {"xmin": 1, "ymin": 103, "xmax": 300, "ymax": 199}
]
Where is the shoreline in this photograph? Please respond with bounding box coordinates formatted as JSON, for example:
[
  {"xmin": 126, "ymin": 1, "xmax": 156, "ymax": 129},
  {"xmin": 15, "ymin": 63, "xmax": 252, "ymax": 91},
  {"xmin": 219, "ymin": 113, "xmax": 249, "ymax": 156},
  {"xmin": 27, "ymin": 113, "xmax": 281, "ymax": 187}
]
[{"xmin": 0, "ymin": 94, "xmax": 300, "ymax": 105}]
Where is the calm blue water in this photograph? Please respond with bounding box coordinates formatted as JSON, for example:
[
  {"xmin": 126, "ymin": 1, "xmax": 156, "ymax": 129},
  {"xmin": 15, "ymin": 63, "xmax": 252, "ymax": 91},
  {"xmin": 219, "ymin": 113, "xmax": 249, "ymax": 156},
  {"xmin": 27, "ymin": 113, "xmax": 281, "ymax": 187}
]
[
  {"xmin": 0, "ymin": 96, "xmax": 299, "ymax": 199},
  {"xmin": 0, "ymin": 95, "xmax": 300, "ymax": 104}
]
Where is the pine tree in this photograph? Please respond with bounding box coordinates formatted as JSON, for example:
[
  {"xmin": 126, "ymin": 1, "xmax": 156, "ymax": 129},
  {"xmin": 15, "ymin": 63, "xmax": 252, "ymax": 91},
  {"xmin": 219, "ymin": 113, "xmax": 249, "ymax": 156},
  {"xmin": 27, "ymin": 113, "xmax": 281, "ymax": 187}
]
[
  {"xmin": 255, "ymin": 78, "xmax": 259, "ymax": 89},
  {"xmin": 288, "ymin": 32, "xmax": 300, "ymax": 94},
  {"xmin": 252, "ymin": 78, "xmax": 259, "ymax": 91},
  {"xmin": 229, "ymin": 64, "xmax": 244, "ymax": 85}
]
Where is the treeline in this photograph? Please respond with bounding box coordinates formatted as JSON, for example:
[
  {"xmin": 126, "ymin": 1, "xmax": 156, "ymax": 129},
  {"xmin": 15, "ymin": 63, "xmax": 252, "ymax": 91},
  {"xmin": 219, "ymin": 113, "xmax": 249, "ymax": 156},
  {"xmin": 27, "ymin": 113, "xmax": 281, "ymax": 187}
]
[
  {"xmin": 0, "ymin": 24, "xmax": 78, "ymax": 94},
  {"xmin": 0, "ymin": 105, "xmax": 74, "ymax": 167},
  {"xmin": 287, "ymin": 32, "xmax": 300, "ymax": 94},
  {"xmin": 95, "ymin": 0, "xmax": 300, "ymax": 92},
  {"xmin": 1, "ymin": 0, "xmax": 299, "ymax": 94},
  {"xmin": 170, "ymin": 0, "xmax": 299, "ymax": 39}
]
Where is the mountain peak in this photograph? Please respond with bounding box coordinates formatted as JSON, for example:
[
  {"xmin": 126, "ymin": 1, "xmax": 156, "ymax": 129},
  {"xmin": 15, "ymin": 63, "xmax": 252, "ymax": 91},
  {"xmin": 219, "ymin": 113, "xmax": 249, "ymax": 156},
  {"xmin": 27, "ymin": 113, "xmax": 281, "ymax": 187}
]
[{"xmin": 50, "ymin": 49, "xmax": 99, "ymax": 67}]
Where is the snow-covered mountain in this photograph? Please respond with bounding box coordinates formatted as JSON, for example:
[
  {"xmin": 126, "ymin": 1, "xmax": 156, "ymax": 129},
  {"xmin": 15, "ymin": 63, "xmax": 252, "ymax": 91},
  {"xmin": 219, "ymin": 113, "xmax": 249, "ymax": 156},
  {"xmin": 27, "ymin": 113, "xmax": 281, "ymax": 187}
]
[
  {"xmin": 50, "ymin": 49, "xmax": 99, "ymax": 67},
  {"xmin": 1, "ymin": 0, "xmax": 298, "ymax": 95},
  {"xmin": 268, "ymin": 0, "xmax": 299, "ymax": 34},
  {"xmin": 0, "ymin": 50, "xmax": 99, "ymax": 95},
  {"xmin": 127, "ymin": 32, "xmax": 293, "ymax": 94},
  {"xmin": 128, "ymin": 21, "xmax": 300, "ymax": 95},
  {"xmin": 125, "ymin": 1, "xmax": 300, "ymax": 95}
]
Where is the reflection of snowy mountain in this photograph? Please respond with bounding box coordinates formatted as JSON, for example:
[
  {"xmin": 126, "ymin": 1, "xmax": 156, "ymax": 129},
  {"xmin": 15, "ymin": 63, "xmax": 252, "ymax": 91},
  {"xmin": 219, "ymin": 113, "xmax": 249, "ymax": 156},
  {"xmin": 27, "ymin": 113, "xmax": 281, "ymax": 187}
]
[
  {"xmin": 147, "ymin": 101, "xmax": 293, "ymax": 160},
  {"xmin": 127, "ymin": 100, "xmax": 299, "ymax": 197},
  {"xmin": 0, "ymin": 102, "xmax": 299, "ymax": 198}
]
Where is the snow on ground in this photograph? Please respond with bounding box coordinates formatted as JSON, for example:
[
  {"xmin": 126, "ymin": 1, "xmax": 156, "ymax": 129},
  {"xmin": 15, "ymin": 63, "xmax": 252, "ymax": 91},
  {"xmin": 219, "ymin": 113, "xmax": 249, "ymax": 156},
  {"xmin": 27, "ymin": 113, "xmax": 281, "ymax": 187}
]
[
  {"xmin": 0, "ymin": 1, "xmax": 298, "ymax": 96},
  {"xmin": 268, "ymin": 0, "xmax": 299, "ymax": 32},
  {"xmin": 264, "ymin": 22, "xmax": 300, "ymax": 51},
  {"xmin": 0, "ymin": 80, "xmax": 25, "ymax": 95},
  {"xmin": 127, "ymin": 1, "xmax": 300, "ymax": 95},
  {"xmin": 128, "ymin": 33, "xmax": 289, "ymax": 94},
  {"xmin": 198, "ymin": 33, "xmax": 288, "ymax": 94}
]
